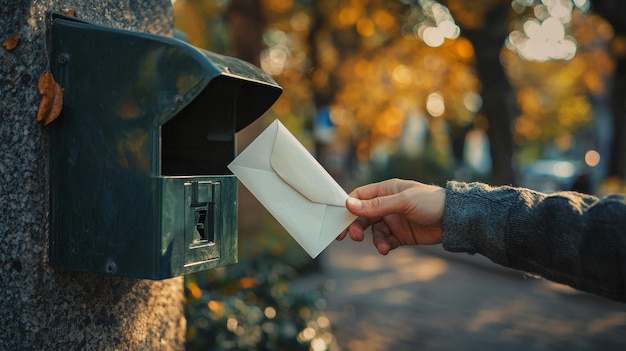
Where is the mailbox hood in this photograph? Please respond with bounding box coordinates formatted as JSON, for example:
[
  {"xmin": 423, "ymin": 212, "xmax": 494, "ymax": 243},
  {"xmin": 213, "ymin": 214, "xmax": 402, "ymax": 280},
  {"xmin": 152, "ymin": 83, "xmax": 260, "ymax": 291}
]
[{"xmin": 47, "ymin": 12, "xmax": 282, "ymax": 132}]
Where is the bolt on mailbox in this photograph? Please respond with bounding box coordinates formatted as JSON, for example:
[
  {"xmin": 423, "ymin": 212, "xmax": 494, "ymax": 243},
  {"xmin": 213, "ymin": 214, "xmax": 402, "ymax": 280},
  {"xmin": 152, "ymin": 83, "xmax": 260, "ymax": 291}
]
[{"xmin": 46, "ymin": 12, "xmax": 282, "ymax": 279}]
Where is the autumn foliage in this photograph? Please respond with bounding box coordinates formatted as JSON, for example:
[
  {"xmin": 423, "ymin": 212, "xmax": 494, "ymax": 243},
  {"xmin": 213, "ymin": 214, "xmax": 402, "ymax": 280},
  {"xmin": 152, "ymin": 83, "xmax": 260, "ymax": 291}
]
[{"xmin": 174, "ymin": 0, "xmax": 616, "ymax": 176}]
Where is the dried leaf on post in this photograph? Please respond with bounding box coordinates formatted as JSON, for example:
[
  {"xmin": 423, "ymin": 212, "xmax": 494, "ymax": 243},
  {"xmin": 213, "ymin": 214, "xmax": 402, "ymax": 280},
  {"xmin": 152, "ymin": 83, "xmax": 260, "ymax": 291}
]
[
  {"xmin": 2, "ymin": 34, "xmax": 19, "ymax": 50},
  {"xmin": 36, "ymin": 72, "xmax": 64, "ymax": 125}
]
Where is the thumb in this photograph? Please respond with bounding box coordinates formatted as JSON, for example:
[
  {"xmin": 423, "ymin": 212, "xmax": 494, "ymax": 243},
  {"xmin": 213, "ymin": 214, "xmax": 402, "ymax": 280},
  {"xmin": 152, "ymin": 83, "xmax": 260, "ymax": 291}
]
[{"xmin": 346, "ymin": 194, "xmax": 404, "ymax": 218}]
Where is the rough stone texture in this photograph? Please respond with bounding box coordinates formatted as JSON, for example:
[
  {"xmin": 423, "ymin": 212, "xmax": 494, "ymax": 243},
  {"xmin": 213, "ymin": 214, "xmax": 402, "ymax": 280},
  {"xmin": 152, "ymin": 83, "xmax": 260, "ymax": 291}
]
[{"xmin": 0, "ymin": 1, "xmax": 185, "ymax": 349}]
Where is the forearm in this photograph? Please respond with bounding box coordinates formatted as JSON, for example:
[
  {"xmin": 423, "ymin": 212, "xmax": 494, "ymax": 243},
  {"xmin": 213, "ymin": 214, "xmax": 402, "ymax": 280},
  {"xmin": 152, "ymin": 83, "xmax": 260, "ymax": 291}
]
[{"xmin": 441, "ymin": 181, "xmax": 626, "ymax": 302}]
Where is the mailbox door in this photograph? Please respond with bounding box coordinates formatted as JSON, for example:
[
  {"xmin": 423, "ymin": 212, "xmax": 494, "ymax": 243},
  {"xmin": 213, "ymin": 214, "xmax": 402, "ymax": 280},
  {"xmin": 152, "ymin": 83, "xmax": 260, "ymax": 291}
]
[{"xmin": 158, "ymin": 176, "xmax": 237, "ymax": 278}]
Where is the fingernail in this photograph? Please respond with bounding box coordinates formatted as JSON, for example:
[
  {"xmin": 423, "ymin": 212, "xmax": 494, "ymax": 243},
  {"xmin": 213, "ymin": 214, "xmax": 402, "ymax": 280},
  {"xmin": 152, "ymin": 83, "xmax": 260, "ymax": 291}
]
[{"xmin": 347, "ymin": 197, "xmax": 362, "ymax": 210}]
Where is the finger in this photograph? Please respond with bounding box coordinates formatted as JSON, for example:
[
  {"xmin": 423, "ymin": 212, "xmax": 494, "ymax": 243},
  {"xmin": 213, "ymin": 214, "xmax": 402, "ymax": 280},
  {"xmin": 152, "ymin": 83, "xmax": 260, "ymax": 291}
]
[
  {"xmin": 372, "ymin": 222, "xmax": 403, "ymax": 255},
  {"xmin": 371, "ymin": 223, "xmax": 392, "ymax": 255},
  {"xmin": 348, "ymin": 179, "xmax": 412, "ymax": 200},
  {"xmin": 336, "ymin": 229, "xmax": 348, "ymax": 241},
  {"xmin": 346, "ymin": 192, "xmax": 408, "ymax": 219},
  {"xmin": 348, "ymin": 179, "xmax": 398, "ymax": 199},
  {"xmin": 346, "ymin": 216, "xmax": 372, "ymax": 242}
]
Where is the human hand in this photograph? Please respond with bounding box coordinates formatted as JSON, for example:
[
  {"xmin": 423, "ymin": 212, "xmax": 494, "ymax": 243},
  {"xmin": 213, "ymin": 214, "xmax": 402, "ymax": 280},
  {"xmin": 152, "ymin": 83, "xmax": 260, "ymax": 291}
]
[{"xmin": 337, "ymin": 179, "xmax": 446, "ymax": 255}]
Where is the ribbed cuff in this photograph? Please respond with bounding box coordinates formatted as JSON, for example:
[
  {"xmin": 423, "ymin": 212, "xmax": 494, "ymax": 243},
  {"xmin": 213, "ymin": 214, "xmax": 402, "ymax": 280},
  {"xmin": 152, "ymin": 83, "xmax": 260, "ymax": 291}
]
[{"xmin": 441, "ymin": 181, "xmax": 512, "ymax": 266}]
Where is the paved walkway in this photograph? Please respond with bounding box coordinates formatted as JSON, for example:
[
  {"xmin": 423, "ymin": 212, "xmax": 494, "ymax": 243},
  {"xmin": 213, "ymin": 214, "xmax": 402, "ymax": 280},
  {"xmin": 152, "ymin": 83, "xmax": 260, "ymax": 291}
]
[{"xmin": 296, "ymin": 239, "xmax": 626, "ymax": 351}]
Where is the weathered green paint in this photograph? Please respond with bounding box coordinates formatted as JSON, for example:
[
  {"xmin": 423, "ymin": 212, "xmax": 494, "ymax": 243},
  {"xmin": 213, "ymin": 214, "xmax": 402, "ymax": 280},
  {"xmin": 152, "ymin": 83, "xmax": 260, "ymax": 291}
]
[{"xmin": 47, "ymin": 13, "xmax": 282, "ymax": 279}]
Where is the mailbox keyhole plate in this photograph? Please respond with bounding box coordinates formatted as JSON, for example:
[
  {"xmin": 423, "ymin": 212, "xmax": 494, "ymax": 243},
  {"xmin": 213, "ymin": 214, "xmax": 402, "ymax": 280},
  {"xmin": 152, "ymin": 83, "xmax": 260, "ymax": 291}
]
[{"xmin": 184, "ymin": 180, "xmax": 220, "ymax": 265}]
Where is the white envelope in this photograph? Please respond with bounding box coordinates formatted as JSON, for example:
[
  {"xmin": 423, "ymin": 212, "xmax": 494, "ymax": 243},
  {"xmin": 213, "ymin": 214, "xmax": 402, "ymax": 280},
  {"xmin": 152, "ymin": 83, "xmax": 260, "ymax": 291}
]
[{"xmin": 228, "ymin": 119, "xmax": 357, "ymax": 258}]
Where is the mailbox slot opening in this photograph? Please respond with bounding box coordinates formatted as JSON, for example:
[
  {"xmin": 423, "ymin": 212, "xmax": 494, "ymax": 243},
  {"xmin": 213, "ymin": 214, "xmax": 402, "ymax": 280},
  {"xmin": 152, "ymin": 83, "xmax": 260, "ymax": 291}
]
[{"xmin": 161, "ymin": 80, "xmax": 239, "ymax": 176}]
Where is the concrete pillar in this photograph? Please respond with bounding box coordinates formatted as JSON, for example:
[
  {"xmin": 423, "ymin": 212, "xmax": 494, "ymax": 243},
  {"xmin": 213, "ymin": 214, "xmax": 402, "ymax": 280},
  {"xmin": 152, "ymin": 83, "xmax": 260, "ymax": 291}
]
[{"xmin": 0, "ymin": 1, "xmax": 185, "ymax": 349}]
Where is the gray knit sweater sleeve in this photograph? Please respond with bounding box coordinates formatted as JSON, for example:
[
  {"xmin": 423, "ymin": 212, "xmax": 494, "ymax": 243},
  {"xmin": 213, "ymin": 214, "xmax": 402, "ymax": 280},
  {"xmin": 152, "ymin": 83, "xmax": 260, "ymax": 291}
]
[{"xmin": 441, "ymin": 181, "xmax": 626, "ymax": 302}]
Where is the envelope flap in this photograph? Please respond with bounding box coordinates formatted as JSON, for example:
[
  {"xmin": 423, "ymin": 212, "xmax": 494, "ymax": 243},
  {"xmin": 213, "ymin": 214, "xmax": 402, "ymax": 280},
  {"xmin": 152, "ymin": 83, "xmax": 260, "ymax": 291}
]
[{"xmin": 270, "ymin": 121, "xmax": 347, "ymax": 206}]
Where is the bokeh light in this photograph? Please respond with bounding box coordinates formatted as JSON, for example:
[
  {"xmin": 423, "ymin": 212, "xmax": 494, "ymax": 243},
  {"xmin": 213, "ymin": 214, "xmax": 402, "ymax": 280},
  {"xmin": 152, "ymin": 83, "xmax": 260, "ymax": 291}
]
[
  {"xmin": 409, "ymin": 0, "xmax": 460, "ymax": 48},
  {"xmin": 426, "ymin": 92, "xmax": 445, "ymax": 117},
  {"xmin": 264, "ymin": 306, "xmax": 277, "ymax": 319},
  {"xmin": 356, "ymin": 18, "xmax": 376, "ymax": 36},
  {"xmin": 463, "ymin": 92, "xmax": 482, "ymax": 113},
  {"xmin": 392, "ymin": 64, "xmax": 414, "ymax": 87},
  {"xmin": 422, "ymin": 26, "xmax": 445, "ymax": 47},
  {"xmin": 261, "ymin": 29, "xmax": 292, "ymax": 75},
  {"xmin": 506, "ymin": 0, "xmax": 590, "ymax": 61},
  {"xmin": 552, "ymin": 161, "xmax": 576, "ymax": 178},
  {"xmin": 290, "ymin": 12, "xmax": 311, "ymax": 31},
  {"xmin": 585, "ymin": 150, "xmax": 601, "ymax": 167}
]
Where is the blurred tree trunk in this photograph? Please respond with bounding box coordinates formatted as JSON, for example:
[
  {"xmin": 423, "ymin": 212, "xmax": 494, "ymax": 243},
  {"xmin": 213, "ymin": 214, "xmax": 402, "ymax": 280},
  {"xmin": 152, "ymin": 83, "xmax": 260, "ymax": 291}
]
[
  {"xmin": 590, "ymin": 0, "xmax": 626, "ymax": 180},
  {"xmin": 226, "ymin": 0, "xmax": 265, "ymax": 66},
  {"xmin": 608, "ymin": 57, "xmax": 626, "ymax": 179},
  {"xmin": 226, "ymin": 0, "xmax": 270, "ymax": 236},
  {"xmin": 307, "ymin": 5, "xmax": 334, "ymax": 167},
  {"xmin": 459, "ymin": 4, "xmax": 518, "ymax": 185},
  {"xmin": 0, "ymin": 1, "xmax": 185, "ymax": 349}
]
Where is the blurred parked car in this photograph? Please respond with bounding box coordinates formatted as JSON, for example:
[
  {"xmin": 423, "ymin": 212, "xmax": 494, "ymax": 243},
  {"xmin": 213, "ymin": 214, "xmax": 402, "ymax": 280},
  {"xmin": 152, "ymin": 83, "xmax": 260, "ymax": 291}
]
[{"xmin": 518, "ymin": 159, "xmax": 581, "ymax": 193}]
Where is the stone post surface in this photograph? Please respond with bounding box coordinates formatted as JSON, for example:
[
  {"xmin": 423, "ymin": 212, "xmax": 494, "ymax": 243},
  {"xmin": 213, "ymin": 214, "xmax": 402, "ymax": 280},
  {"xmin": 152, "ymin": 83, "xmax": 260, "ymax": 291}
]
[{"xmin": 0, "ymin": 1, "xmax": 185, "ymax": 349}]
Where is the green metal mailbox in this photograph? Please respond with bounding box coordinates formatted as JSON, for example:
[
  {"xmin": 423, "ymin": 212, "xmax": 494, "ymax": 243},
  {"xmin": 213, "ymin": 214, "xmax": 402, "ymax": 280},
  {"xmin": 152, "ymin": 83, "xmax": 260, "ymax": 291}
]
[{"xmin": 46, "ymin": 12, "xmax": 282, "ymax": 279}]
